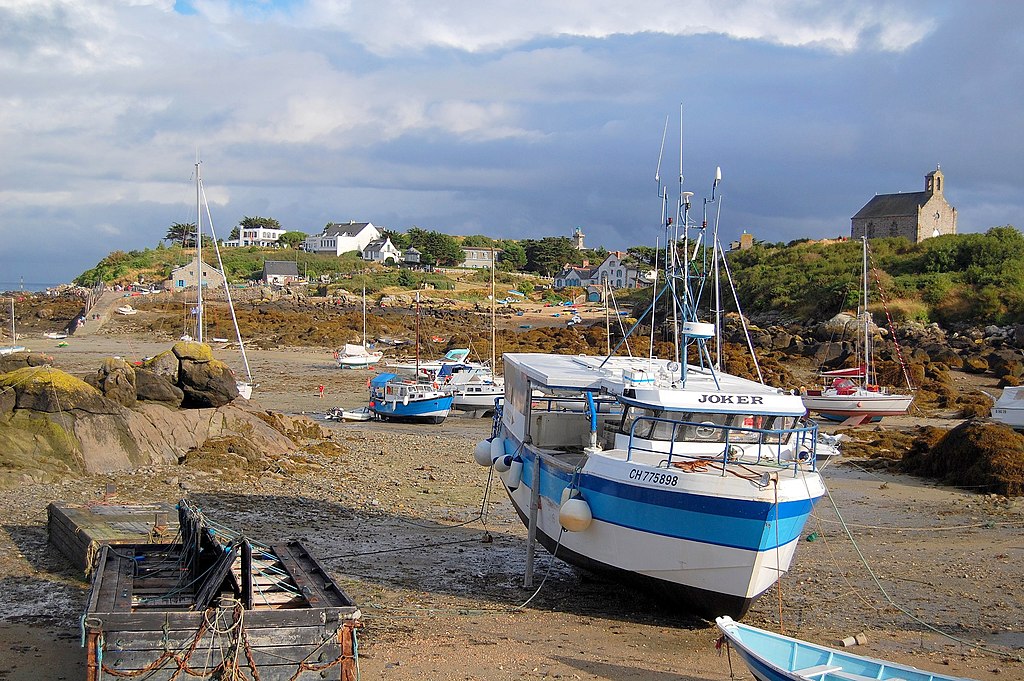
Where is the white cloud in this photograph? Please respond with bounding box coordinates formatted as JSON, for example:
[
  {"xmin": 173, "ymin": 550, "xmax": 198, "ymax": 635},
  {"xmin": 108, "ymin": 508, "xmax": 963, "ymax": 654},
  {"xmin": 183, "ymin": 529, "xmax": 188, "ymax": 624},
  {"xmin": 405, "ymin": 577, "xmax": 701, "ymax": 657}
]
[{"xmin": 292, "ymin": 0, "xmax": 935, "ymax": 56}]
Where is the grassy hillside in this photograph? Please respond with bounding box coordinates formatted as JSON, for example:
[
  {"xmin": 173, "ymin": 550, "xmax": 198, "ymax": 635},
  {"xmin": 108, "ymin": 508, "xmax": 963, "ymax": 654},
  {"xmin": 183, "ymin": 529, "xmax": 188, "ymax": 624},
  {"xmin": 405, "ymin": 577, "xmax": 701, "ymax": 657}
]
[
  {"xmin": 76, "ymin": 226, "xmax": 1024, "ymax": 326},
  {"xmin": 726, "ymin": 226, "xmax": 1024, "ymax": 325}
]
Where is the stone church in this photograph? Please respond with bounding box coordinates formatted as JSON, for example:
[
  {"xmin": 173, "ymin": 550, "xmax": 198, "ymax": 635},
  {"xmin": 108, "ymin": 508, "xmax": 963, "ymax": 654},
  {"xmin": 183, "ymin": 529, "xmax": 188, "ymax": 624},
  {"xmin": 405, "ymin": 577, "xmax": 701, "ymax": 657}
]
[{"xmin": 851, "ymin": 167, "xmax": 957, "ymax": 243}]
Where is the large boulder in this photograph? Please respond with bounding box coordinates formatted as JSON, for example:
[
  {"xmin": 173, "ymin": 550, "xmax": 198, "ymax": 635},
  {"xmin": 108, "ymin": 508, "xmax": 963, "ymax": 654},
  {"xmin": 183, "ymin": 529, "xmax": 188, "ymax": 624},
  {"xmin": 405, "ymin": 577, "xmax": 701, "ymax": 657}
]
[
  {"xmin": 135, "ymin": 367, "xmax": 184, "ymax": 406},
  {"xmin": 143, "ymin": 349, "xmax": 180, "ymax": 383},
  {"xmin": 172, "ymin": 340, "xmax": 214, "ymax": 363},
  {"xmin": 0, "ymin": 351, "xmax": 53, "ymax": 374},
  {"xmin": 179, "ymin": 358, "xmax": 239, "ymax": 407},
  {"xmin": 0, "ymin": 366, "xmax": 122, "ymax": 415},
  {"xmin": 85, "ymin": 357, "xmax": 137, "ymax": 407}
]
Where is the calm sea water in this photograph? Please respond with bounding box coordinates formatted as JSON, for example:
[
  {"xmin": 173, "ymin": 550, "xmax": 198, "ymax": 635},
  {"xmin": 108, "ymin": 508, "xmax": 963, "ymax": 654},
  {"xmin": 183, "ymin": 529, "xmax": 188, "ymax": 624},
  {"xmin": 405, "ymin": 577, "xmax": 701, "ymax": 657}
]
[{"xmin": 0, "ymin": 281, "xmax": 67, "ymax": 293}]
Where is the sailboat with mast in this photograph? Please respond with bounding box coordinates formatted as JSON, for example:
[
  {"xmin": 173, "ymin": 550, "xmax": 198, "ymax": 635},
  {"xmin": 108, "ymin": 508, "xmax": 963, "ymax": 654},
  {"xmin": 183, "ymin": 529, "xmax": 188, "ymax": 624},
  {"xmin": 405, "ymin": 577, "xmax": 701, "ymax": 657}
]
[
  {"xmin": 190, "ymin": 158, "xmax": 256, "ymax": 400},
  {"xmin": 442, "ymin": 248, "xmax": 505, "ymax": 414},
  {"xmin": 336, "ymin": 286, "xmax": 383, "ymax": 369},
  {"xmin": 1, "ymin": 297, "xmax": 27, "ymax": 355},
  {"xmin": 800, "ymin": 237, "xmax": 914, "ymax": 425},
  {"xmin": 473, "ymin": 139, "xmax": 825, "ymax": 619}
]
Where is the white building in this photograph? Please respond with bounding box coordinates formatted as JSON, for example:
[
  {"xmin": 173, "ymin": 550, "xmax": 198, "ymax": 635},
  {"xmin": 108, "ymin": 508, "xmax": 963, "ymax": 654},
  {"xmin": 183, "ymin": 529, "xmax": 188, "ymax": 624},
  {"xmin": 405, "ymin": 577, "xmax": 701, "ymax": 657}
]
[
  {"xmin": 362, "ymin": 237, "xmax": 403, "ymax": 264},
  {"xmin": 238, "ymin": 226, "xmax": 286, "ymax": 247},
  {"xmin": 553, "ymin": 251, "xmax": 639, "ymax": 290},
  {"xmin": 303, "ymin": 222, "xmax": 382, "ymax": 255},
  {"xmin": 592, "ymin": 251, "xmax": 638, "ymax": 289}
]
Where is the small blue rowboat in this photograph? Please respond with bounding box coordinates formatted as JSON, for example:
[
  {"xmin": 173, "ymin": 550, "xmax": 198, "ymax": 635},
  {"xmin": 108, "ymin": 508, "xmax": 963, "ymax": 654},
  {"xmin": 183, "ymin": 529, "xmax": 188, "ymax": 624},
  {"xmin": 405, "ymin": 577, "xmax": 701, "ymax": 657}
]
[{"xmin": 715, "ymin": 616, "xmax": 975, "ymax": 681}]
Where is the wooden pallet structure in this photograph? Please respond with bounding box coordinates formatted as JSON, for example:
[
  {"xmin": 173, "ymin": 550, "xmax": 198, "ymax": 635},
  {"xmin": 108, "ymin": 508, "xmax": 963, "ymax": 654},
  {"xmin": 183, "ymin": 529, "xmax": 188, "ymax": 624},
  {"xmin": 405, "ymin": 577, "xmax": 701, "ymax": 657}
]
[
  {"xmin": 47, "ymin": 500, "xmax": 179, "ymax": 575},
  {"xmin": 82, "ymin": 499, "xmax": 361, "ymax": 680}
]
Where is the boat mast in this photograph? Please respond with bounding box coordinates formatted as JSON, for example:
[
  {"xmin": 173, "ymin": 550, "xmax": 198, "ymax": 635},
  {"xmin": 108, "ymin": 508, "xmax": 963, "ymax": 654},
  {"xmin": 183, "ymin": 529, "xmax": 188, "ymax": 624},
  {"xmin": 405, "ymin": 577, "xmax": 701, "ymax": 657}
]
[
  {"xmin": 195, "ymin": 157, "xmax": 203, "ymax": 344},
  {"xmin": 362, "ymin": 284, "xmax": 367, "ymax": 348},
  {"xmin": 490, "ymin": 247, "xmax": 496, "ymax": 373},
  {"xmin": 415, "ymin": 290, "xmax": 420, "ymax": 378},
  {"xmin": 862, "ymin": 236, "xmax": 871, "ymax": 384}
]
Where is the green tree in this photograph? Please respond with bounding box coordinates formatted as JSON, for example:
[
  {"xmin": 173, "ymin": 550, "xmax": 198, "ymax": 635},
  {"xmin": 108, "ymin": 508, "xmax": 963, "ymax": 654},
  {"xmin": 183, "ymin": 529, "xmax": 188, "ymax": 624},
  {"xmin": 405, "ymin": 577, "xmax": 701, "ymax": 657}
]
[
  {"xmin": 406, "ymin": 227, "xmax": 462, "ymax": 266},
  {"xmin": 522, "ymin": 237, "xmax": 582, "ymax": 276},
  {"xmin": 238, "ymin": 216, "xmax": 283, "ymax": 231},
  {"xmin": 462, "ymin": 234, "xmax": 495, "ymax": 247},
  {"xmin": 279, "ymin": 231, "xmax": 307, "ymax": 248},
  {"xmin": 166, "ymin": 222, "xmax": 196, "ymax": 247},
  {"xmin": 382, "ymin": 229, "xmax": 410, "ymax": 250},
  {"xmin": 497, "ymin": 240, "xmax": 526, "ymax": 271},
  {"xmin": 229, "ymin": 226, "xmax": 240, "ymax": 241}
]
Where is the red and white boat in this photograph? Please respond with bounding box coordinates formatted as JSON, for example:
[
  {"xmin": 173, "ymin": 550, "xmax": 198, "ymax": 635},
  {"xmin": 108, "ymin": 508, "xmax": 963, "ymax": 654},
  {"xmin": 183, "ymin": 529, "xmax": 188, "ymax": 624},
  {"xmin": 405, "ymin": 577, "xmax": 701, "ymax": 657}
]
[{"xmin": 801, "ymin": 238, "xmax": 913, "ymax": 426}]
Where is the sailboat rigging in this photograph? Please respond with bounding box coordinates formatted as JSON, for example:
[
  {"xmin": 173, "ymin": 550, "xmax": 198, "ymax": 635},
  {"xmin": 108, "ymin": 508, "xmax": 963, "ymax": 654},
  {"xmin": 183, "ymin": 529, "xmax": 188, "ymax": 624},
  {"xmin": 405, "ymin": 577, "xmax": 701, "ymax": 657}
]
[
  {"xmin": 800, "ymin": 236, "xmax": 914, "ymax": 425},
  {"xmin": 191, "ymin": 158, "xmax": 255, "ymax": 399},
  {"xmin": 335, "ymin": 286, "xmax": 383, "ymax": 368}
]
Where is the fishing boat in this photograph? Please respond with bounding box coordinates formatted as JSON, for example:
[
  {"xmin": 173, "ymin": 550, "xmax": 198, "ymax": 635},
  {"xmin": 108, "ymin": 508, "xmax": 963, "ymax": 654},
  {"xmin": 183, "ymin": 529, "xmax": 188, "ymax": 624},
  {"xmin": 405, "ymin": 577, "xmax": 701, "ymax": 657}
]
[
  {"xmin": 115, "ymin": 304, "xmax": 138, "ymax": 315},
  {"xmin": 189, "ymin": 158, "xmax": 257, "ymax": 400},
  {"xmin": 801, "ymin": 237, "xmax": 913, "ymax": 426},
  {"xmin": 715, "ymin": 616, "xmax": 974, "ymax": 681},
  {"xmin": 368, "ymin": 373, "xmax": 452, "ymax": 423},
  {"xmin": 43, "ymin": 332, "xmax": 68, "ymax": 340},
  {"xmin": 369, "ymin": 293, "xmax": 452, "ymax": 423},
  {"xmin": 474, "ymin": 163, "xmax": 825, "ymax": 619},
  {"xmin": 336, "ymin": 286, "xmax": 384, "ymax": 368},
  {"xmin": 991, "ymin": 385, "xmax": 1024, "ymax": 430}
]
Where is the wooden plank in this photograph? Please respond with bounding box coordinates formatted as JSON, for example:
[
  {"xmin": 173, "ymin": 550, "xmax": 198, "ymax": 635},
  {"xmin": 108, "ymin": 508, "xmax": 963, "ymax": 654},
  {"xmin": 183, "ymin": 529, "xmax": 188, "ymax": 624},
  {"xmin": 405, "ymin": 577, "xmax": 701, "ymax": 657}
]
[
  {"xmin": 273, "ymin": 543, "xmax": 328, "ymax": 608},
  {"xmin": 112, "ymin": 546, "xmax": 135, "ymax": 612},
  {"xmin": 94, "ymin": 623, "xmax": 343, "ymax": 650},
  {"xmin": 284, "ymin": 541, "xmax": 357, "ymax": 607},
  {"xmin": 93, "ymin": 607, "xmax": 358, "ymax": 630}
]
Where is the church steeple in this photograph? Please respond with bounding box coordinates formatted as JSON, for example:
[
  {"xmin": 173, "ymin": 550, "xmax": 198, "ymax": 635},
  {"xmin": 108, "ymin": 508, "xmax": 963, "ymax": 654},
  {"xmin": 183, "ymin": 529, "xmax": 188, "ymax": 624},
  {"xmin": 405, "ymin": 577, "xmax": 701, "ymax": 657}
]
[{"xmin": 925, "ymin": 165, "xmax": 943, "ymax": 196}]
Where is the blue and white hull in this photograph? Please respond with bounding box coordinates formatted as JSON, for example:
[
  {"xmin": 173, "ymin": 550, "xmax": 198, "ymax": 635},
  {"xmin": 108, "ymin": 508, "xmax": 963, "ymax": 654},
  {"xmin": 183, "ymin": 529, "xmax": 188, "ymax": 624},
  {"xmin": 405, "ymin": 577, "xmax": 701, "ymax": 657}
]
[
  {"xmin": 370, "ymin": 395, "xmax": 453, "ymax": 423},
  {"xmin": 368, "ymin": 372, "xmax": 453, "ymax": 424},
  {"xmin": 483, "ymin": 352, "xmax": 826, "ymax": 619},
  {"xmin": 500, "ymin": 435, "xmax": 821, "ymax": 618}
]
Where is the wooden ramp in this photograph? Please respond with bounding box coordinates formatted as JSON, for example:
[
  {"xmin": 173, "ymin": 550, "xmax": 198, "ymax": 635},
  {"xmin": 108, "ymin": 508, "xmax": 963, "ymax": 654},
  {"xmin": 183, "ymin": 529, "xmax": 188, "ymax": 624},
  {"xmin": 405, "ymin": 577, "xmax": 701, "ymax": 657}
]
[{"xmin": 82, "ymin": 499, "xmax": 361, "ymax": 680}]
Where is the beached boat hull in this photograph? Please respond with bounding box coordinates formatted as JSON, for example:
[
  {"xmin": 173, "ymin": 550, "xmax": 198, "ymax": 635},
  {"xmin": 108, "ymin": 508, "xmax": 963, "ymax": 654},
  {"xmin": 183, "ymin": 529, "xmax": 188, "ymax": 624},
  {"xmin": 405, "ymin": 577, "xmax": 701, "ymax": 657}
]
[
  {"xmin": 499, "ymin": 434, "xmax": 822, "ymax": 619},
  {"xmin": 715, "ymin": 616, "xmax": 973, "ymax": 681},
  {"xmin": 337, "ymin": 354, "xmax": 383, "ymax": 369},
  {"xmin": 369, "ymin": 372, "xmax": 454, "ymax": 424},
  {"xmin": 801, "ymin": 390, "xmax": 913, "ymax": 420},
  {"xmin": 370, "ymin": 396, "xmax": 452, "ymax": 423},
  {"xmin": 991, "ymin": 386, "xmax": 1024, "ymax": 430}
]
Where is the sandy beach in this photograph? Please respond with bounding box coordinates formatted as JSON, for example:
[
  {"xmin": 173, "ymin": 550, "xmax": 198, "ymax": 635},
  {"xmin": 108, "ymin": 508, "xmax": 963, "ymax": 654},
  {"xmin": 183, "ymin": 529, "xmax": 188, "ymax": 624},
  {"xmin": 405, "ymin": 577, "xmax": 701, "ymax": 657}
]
[{"xmin": 0, "ymin": 299, "xmax": 1022, "ymax": 680}]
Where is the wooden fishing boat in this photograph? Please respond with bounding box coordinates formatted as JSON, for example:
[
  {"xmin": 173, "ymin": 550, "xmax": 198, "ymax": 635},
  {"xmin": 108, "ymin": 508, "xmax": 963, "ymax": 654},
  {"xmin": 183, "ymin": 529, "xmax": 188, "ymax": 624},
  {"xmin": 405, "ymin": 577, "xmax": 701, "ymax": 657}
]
[
  {"xmin": 83, "ymin": 499, "xmax": 360, "ymax": 680},
  {"xmin": 715, "ymin": 616, "xmax": 974, "ymax": 681}
]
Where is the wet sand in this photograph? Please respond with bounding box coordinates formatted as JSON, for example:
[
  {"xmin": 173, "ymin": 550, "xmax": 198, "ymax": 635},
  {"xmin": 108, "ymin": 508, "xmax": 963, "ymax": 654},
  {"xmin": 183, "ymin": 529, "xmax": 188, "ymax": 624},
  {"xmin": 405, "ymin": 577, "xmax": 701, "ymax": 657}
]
[{"xmin": 0, "ymin": 303, "xmax": 1022, "ymax": 680}]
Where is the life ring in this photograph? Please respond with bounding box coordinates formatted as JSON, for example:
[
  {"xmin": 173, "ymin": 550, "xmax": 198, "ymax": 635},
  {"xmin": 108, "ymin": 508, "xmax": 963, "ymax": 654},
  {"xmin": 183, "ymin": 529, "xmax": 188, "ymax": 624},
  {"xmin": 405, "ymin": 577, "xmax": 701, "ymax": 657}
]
[{"xmin": 432, "ymin": 382, "xmax": 439, "ymax": 390}]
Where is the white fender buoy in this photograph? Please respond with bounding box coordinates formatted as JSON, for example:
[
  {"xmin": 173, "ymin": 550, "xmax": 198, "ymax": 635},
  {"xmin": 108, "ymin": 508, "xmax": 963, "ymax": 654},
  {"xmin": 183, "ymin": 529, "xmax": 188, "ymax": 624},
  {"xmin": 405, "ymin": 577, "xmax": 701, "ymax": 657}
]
[
  {"xmin": 559, "ymin": 496, "xmax": 593, "ymax": 532},
  {"xmin": 501, "ymin": 458, "xmax": 523, "ymax": 490},
  {"xmin": 489, "ymin": 436, "xmax": 505, "ymax": 464},
  {"xmin": 403, "ymin": 395, "xmax": 409, "ymax": 406},
  {"xmin": 493, "ymin": 454, "xmax": 512, "ymax": 473},
  {"xmin": 474, "ymin": 439, "xmax": 493, "ymax": 466}
]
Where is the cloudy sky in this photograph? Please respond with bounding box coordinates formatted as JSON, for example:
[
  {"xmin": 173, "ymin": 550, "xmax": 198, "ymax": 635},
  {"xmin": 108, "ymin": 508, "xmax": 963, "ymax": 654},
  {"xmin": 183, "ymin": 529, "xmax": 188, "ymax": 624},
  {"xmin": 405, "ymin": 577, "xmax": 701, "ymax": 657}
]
[{"xmin": 1, "ymin": 0, "xmax": 1021, "ymax": 286}]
